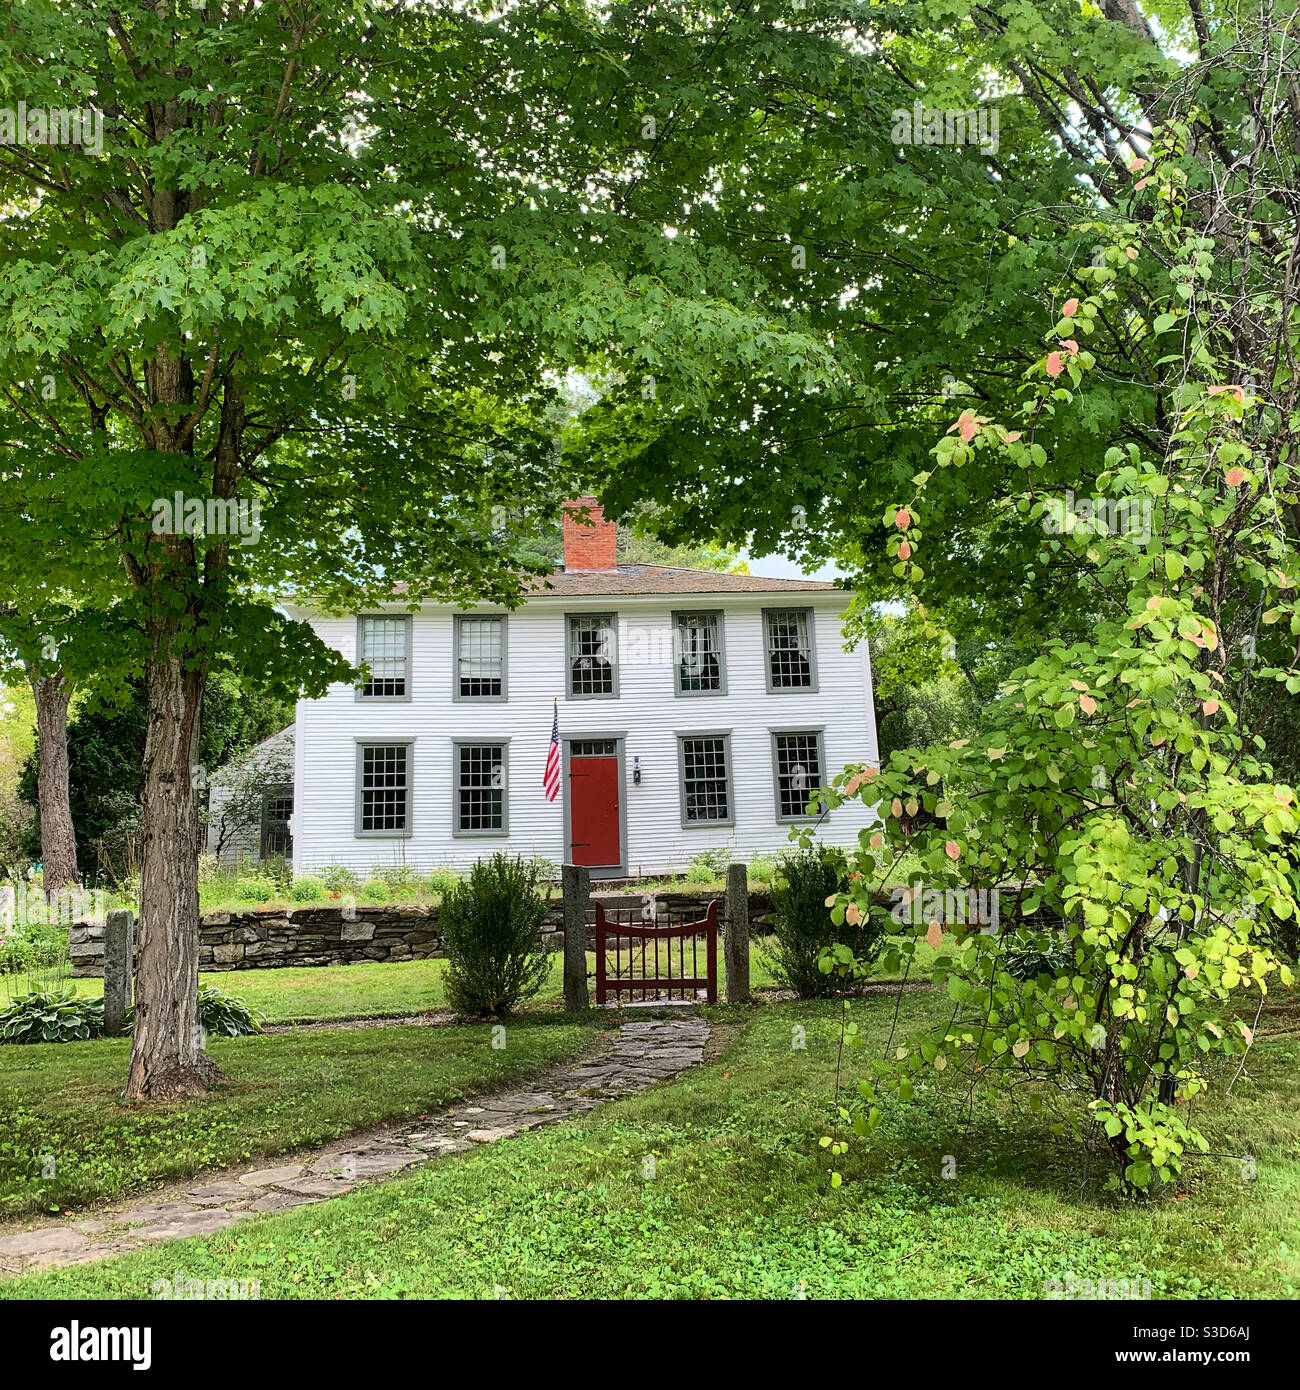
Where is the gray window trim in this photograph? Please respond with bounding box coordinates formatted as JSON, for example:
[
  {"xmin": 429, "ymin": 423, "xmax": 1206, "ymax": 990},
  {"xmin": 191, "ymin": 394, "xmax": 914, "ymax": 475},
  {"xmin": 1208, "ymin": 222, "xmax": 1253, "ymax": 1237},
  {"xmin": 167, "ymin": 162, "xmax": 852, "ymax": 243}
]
[
  {"xmin": 354, "ymin": 739, "xmax": 414, "ymax": 838},
  {"xmin": 565, "ymin": 611, "xmax": 620, "ymax": 699},
  {"xmin": 770, "ymin": 727, "xmax": 828, "ymax": 823},
  {"xmin": 761, "ymin": 606, "xmax": 818, "ymax": 694},
  {"xmin": 452, "ymin": 612, "xmax": 509, "ymax": 703},
  {"xmin": 671, "ymin": 608, "xmax": 727, "ymax": 697},
  {"xmin": 451, "ymin": 737, "xmax": 511, "ymax": 838},
  {"xmin": 561, "ymin": 732, "xmax": 627, "ymax": 877},
  {"xmin": 676, "ymin": 729, "xmax": 735, "ymax": 829},
  {"xmin": 355, "ymin": 613, "xmax": 414, "ymax": 702}
]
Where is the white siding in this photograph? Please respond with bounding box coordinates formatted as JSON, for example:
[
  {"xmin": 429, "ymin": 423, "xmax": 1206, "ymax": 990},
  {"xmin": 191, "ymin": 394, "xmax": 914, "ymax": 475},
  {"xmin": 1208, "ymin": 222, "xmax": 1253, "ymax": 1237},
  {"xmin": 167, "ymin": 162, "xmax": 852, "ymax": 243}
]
[{"xmin": 287, "ymin": 593, "xmax": 880, "ymax": 877}]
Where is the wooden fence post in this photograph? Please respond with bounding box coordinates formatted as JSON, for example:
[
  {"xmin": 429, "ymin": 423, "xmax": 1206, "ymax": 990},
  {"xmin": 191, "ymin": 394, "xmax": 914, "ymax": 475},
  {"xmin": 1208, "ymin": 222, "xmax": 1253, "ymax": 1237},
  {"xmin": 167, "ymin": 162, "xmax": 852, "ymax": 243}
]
[
  {"xmin": 561, "ymin": 864, "xmax": 590, "ymax": 1011},
  {"xmin": 103, "ymin": 907, "xmax": 134, "ymax": 1036},
  {"xmin": 725, "ymin": 862, "xmax": 750, "ymax": 1003}
]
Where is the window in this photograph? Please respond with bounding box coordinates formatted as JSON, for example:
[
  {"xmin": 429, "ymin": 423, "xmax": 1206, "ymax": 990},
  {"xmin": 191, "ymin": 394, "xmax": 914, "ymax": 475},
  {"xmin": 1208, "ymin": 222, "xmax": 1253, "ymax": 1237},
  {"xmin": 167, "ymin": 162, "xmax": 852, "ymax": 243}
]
[
  {"xmin": 567, "ymin": 613, "xmax": 617, "ymax": 697},
  {"xmin": 260, "ymin": 786, "xmax": 293, "ymax": 857},
  {"xmin": 763, "ymin": 608, "xmax": 816, "ymax": 691},
  {"xmin": 357, "ymin": 615, "xmax": 411, "ymax": 699},
  {"xmin": 674, "ymin": 611, "xmax": 725, "ymax": 695},
  {"xmin": 357, "ymin": 743, "xmax": 412, "ymax": 835},
  {"xmin": 455, "ymin": 742, "xmax": 507, "ymax": 834},
  {"xmin": 454, "ymin": 615, "xmax": 506, "ymax": 700},
  {"xmin": 678, "ymin": 734, "xmax": 732, "ymax": 825},
  {"xmin": 773, "ymin": 731, "xmax": 825, "ymax": 820}
]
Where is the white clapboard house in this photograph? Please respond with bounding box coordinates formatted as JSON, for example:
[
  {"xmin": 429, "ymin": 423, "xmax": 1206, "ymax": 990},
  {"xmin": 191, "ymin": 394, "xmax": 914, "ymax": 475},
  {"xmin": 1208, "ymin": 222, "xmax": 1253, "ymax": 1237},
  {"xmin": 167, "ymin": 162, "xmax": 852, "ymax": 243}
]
[{"xmin": 274, "ymin": 500, "xmax": 880, "ymax": 878}]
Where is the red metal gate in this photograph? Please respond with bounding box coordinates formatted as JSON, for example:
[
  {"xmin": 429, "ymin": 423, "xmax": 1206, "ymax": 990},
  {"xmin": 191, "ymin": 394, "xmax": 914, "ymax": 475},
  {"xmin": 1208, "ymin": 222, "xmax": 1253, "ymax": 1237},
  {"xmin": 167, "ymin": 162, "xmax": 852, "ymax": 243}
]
[{"xmin": 594, "ymin": 900, "xmax": 718, "ymax": 1004}]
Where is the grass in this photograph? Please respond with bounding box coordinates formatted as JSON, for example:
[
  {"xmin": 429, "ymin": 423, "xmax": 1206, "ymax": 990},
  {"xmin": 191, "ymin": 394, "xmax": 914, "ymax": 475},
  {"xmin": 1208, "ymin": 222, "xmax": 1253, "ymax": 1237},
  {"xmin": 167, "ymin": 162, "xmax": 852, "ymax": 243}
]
[
  {"xmin": 11, "ymin": 934, "xmax": 939, "ymax": 1021},
  {"xmin": 0, "ymin": 1015, "xmax": 596, "ymax": 1218},
  {"xmin": 5, "ymin": 986, "xmax": 1296, "ymax": 1300}
]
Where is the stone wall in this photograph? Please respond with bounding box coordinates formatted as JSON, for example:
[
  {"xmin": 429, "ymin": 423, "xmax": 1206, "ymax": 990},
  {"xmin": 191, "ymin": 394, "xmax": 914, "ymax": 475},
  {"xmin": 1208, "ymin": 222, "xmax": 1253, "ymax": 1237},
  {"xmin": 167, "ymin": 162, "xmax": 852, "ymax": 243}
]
[{"xmin": 68, "ymin": 889, "xmax": 775, "ymax": 977}]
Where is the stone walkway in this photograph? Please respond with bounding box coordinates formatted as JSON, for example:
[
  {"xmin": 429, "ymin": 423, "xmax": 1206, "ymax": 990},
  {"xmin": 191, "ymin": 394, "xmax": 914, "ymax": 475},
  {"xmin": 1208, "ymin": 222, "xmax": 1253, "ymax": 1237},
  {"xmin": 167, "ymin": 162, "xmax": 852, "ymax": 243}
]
[{"xmin": 0, "ymin": 1016, "xmax": 709, "ymax": 1279}]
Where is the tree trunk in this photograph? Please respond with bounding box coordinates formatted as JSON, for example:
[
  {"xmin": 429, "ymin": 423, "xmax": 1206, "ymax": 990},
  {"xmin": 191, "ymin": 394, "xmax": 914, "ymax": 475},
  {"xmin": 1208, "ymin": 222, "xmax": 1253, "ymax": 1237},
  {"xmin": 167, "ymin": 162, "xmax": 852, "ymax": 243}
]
[
  {"xmin": 124, "ymin": 649, "xmax": 223, "ymax": 1100},
  {"xmin": 29, "ymin": 670, "xmax": 79, "ymax": 896}
]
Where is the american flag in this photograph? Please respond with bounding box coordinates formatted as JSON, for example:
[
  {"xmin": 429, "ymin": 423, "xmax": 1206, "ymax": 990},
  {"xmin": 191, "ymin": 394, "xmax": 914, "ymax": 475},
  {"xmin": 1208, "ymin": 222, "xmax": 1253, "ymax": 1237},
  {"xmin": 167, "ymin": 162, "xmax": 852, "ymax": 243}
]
[{"xmin": 543, "ymin": 700, "xmax": 561, "ymax": 802}]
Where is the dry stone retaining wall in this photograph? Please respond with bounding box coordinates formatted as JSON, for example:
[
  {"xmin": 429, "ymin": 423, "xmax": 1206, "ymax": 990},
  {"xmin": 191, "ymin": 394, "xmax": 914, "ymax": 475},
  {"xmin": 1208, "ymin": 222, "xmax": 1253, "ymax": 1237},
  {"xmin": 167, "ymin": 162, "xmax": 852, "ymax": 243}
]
[{"xmin": 68, "ymin": 890, "xmax": 775, "ymax": 977}]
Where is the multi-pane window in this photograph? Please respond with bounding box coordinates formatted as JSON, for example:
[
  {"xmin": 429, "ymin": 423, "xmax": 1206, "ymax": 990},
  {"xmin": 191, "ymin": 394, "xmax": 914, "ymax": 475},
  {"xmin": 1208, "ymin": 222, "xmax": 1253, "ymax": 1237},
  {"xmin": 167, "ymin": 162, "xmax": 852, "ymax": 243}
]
[
  {"xmin": 358, "ymin": 744, "xmax": 411, "ymax": 834},
  {"xmin": 456, "ymin": 743, "xmax": 506, "ymax": 833},
  {"xmin": 764, "ymin": 608, "xmax": 815, "ymax": 690},
  {"xmin": 675, "ymin": 612, "xmax": 723, "ymax": 694},
  {"xmin": 774, "ymin": 731, "xmax": 825, "ymax": 820},
  {"xmin": 680, "ymin": 736, "xmax": 731, "ymax": 824},
  {"xmin": 455, "ymin": 615, "xmax": 505, "ymax": 700},
  {"xmin": 568, "ymin": 614, "xmax": 617, "ymax": 697},
  {"xmin": 358, "ymin": 615, "xmax": 410, "ymax": 698}
]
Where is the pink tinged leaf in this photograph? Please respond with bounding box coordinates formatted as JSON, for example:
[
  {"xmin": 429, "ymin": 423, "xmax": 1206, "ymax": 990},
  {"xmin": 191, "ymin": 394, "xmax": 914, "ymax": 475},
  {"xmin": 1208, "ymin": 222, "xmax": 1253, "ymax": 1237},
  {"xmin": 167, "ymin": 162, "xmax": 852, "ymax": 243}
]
[
  {"xmin": 1207, "ymin": 384, "xmax": 1245, "ymax": 402},
  {"xmin": 944, "ymin": 840, "xmax": 961, "ymax": 861},
  {"xmin": 1225, "ymin": 467, "xmax": 1245, "ymax": 487},
  {"xmin": 895, "ymin": 508, "xmax": 911, "ymax": 529},
  {"xmin": 1126, "ymin": 247, "xmax": 1137, "ymax": 259},
  {"xmin": 1079, "ymin": 694, "xmax": 1096, "ymax": 715},
  {"xmin": 1062, "ymin": 298, "xmax": 1079, "ymax": 317},
  {"xmin": 1045, "ymin": 352, "xmax": 1064, "ymax": 378},
  {"xmin": 1129, "ymin": 157, "xmax": 1147, "ymax": 172},
  {"xmin": 1184, "ymin": 964, "xmax": 1199, "ymax": 980},
  {"xmin": 1135, "ymin": 178, "xmax": 1149, "ymax": 190},
  {"xmin": 1070, "ymin": 679, "xmax": 1087, "ymax": 691},
  {"xmin": 925, "ymin": 921, "xmax": 944, "ymax": 949},
  {"xmin": 1062, "ymin": 339, "xmax": 1079, "ymax": 355},
  {"xmin": 898, "ymin": 540, "xmax": 912, "ymax": 560},
  {"xmin": 1202, "ymin": 699, "xmax": 1220, "ymax": 715},
  {"xmin": 1005, "ymin": 431, "xmax": 1022, "ymax": 442},
  {"xmin": 957, "ymin": 411, "xmax": 979, "ymax": 442}
]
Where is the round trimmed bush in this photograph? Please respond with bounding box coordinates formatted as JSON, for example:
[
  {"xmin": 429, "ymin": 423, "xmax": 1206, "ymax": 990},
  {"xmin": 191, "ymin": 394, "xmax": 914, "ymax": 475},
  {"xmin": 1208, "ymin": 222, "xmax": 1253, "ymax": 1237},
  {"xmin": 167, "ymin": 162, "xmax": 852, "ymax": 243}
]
[
  {"xmin": 360, "ymin": 878, "xmax": 389, "ymax": 902},
  {"xmin": 290, "ymin": 877, "xmax": 325, "ymax": 902},
  {"xmin": 234, "ymin": 877, "xmax": 274, "ymax": 903}
]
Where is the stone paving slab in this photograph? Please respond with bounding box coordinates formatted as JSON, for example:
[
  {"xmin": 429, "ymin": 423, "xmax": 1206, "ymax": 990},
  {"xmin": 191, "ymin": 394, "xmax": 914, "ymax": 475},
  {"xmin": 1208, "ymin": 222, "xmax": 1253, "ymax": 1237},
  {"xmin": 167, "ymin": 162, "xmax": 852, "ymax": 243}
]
[{"xmin": 0, "ymin": 1015, "xmax": 710, "ymax": 1279}]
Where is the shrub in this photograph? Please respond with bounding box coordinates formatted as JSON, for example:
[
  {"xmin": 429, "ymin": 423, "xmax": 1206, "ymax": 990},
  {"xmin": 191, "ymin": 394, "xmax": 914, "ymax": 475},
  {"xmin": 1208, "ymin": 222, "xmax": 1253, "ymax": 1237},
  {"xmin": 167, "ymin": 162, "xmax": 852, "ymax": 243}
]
[
  {"xmin": 1001, "ymin": 929, "xmax": 1074, "ymax": 983},
  {"xmin": 765, "ymin": 847, "xmax": 887, "ymax": 998},
  {"xmin": 426, "ymin": 868, "xmax": 459, "ymax": 896},
  {"xmin": 320, "ymin": 864, "xmax": 360, "ymax": 892},
  {"xmin": 371, "ymin": 863, "xmax": 420, "ymax": 894},
  {"xmin": 290, "ymin": 877, "xmax": 325, "ymax": 903},
  {"xmin": 233, "ymin": 877, "xmax": 274, "ymax": 903},
  {"xmin": 0, "ymin": 919, "xmax": 68, "ymax": 976},
  {"xmin": 686, "ymin": 848, "xmax": 730, "ymax": 882},
  {"xmin": 359, "ymin": 878, "xmax": 390, "ymax": 902},
  {"xmin": 263, "ymin": 855, "xmax": 293, "ymax": 894},
  {"xmin": 197, "ymin": 984, "xmax": 262, "ymax": 1037},
  {"xmin": 0, "ymin": 984, "xmax": 259, "ymax": 1043},
  {"xmin": 0, "ymin": 988, "xmax": 103, "ymax": 1043},
  {"xmin": 748, "ymin": 856, "xmax": 776, "ymax": 886},
  {"xmin": 440, "ymin": 853, "xmax": 552, "ymax": 1017}
]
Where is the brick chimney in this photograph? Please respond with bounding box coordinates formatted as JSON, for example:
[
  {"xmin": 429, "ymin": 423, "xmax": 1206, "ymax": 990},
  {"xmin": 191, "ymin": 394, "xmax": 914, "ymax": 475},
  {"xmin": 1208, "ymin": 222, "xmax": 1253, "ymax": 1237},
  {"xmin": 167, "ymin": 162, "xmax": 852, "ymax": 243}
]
[{"xmin": 562, "ymin": 497, "xmax": 618, "ymax": 572}]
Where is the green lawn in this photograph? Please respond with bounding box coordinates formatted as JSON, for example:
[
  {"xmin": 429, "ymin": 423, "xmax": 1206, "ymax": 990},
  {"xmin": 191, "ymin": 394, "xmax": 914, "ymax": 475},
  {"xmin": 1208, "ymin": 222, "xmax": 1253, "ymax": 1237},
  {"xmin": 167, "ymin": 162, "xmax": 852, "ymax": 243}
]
[
  {"xmin": 6, "ymin": 989, "xmax": 1295, "ymax": 1300},
  {"xmin": 0, "ymin": 1016, "xmax": 596, "ymax": 1218},
  {"xmin": 18, "ymin": 937, "xmax": 940, "ymax": 1022}
]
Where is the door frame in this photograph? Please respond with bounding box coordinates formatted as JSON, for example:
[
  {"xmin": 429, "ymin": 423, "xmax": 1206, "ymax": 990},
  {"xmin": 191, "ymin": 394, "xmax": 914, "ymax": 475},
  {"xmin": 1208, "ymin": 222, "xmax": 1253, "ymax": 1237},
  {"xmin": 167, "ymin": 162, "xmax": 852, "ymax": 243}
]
[{"xmin": 562, "ymin": 730, "xmax": 627, "ymax": 878}]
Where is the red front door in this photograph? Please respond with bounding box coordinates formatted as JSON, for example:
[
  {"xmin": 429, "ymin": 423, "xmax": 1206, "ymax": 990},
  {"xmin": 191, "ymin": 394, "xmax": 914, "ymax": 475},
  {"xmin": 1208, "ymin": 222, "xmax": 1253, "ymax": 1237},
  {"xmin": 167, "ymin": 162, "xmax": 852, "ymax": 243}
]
[{"xmin": 569, "ymin": 745, "xmax": 621, "ymax": 869}]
